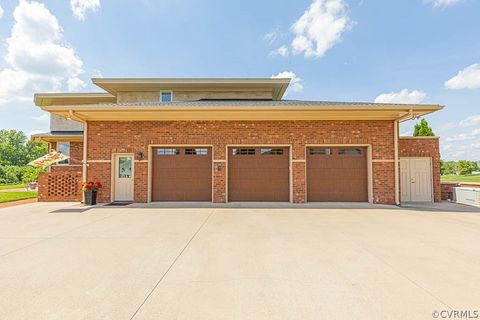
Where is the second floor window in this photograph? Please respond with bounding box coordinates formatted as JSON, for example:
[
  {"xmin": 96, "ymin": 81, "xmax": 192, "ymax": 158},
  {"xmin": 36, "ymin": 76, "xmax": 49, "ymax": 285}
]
[
  {"xmin": 57, "ymin": 142, "xmax": 70, "ymax": 165},
  {"xmin": 161, "ymin": 91, "xmax": 172, "ymax": 102}
]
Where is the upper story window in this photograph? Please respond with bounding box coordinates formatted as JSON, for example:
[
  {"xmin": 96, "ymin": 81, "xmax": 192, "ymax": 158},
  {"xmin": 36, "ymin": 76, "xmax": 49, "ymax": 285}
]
[
  {"xmin": 57, "ymin": 142, "xmax": 70, "ymax": 165},
  {"xmin": 160, "ymin": 91, "xmax": 173, "ymax": 102}
]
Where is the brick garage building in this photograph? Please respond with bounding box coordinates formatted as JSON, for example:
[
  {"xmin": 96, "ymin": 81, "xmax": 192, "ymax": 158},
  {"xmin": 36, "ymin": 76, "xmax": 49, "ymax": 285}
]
[{"xmin": 33, "ymin": 78, "xmax": 443, "ymax": 205}]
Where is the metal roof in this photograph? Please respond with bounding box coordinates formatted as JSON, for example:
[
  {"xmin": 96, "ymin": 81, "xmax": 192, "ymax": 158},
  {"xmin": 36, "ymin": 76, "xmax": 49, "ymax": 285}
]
[{"xmin": 95, "ymin": 99, "xmax": 442, "ymax": 108}]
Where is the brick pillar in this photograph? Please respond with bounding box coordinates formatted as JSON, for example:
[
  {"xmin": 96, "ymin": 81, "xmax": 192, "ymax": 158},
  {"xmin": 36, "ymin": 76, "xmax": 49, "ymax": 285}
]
[
  {"xmin": 213, "ymin": 161, "xmax": 226, "ymax": 203},
  {"xmin": 292, "ymin": 161, "xmax": 306, "ymax": 203},
  {"xmin": 134, "ymin": 162, "xmax": 148, "ymax": 203}
]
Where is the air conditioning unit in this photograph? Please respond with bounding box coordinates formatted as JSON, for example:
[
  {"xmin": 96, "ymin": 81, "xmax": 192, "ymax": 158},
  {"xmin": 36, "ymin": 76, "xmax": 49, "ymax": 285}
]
[{"xmin": 454, "ymin": 187, "xmax": 480, "ymax": 208}]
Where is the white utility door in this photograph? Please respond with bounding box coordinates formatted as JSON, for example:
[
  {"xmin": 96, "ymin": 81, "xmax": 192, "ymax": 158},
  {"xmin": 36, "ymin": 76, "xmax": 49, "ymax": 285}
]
[
  {"xmin": 114, "ymin": 155, "xmax": 134, "ymax": 202},
  {"xmin": 400, "ymin": 157, "xmax": 433, "ymax": 202}
]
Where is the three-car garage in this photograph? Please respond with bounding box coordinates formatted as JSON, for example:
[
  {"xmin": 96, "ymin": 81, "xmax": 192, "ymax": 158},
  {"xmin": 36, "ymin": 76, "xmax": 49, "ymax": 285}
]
[{"xmin": 150, "ymin": 145, "xmax": 370, "ymax": 203}]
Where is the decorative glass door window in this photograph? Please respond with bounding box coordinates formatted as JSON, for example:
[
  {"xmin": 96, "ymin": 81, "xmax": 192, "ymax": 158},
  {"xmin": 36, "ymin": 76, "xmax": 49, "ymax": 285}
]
[{"xmin": 118, "ymin": 156, "xmax": 132, "ymax": 179}]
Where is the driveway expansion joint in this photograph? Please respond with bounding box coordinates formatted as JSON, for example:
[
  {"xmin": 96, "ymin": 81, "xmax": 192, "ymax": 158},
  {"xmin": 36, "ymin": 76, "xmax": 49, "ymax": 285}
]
[{"xmin": 129, "ymin": 209, "xmax": 215, "ymax": 320}]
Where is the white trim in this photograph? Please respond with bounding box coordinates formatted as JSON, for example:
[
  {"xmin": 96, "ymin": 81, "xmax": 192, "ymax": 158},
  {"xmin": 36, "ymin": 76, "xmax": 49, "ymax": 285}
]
[{"xmin": 399, "ymin": 136, "xmax": 440, "ymax": 139}]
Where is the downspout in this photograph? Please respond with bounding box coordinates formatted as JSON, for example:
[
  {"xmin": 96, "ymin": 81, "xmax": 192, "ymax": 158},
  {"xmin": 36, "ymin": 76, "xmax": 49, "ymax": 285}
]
[
  {"xmin": 394, "ymin": 120, "xmax": 400, "ymax": 205},
  {"xmin": 394, "ymin": 109, "xmax": 415, "ymax": 205},
  {"xmin": 69, "ymin": 110, "xmax": 87, "ymax": 203}
]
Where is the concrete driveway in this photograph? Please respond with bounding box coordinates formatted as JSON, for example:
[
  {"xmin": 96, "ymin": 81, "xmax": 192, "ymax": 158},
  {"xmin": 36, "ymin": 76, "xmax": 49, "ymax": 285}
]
[{"xmin": 1, "ymin": 202, "xmax": 479, "ymax": 320}]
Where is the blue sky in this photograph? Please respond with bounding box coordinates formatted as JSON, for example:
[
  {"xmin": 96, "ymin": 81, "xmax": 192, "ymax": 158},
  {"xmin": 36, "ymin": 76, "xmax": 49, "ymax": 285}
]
[{"xmin": 0, "ymin": 0, "xmax": 479, "ymax": 160}]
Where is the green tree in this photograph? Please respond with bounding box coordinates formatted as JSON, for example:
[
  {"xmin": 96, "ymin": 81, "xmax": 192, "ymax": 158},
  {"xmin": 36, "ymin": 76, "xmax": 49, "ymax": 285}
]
[
  {"xmin": 0, "ymin": 130, "xmax": 47, "ymax": 184},
  {"xmin": 413, "ymin": 118, "xmax": 435, "ymax": 137},
  {"xmin": 0, "ymin": 130, "xmax": 47, "ymax": 166},
  {"xmin": 456, "ymin": 160, "xmax": 479, "ymax": 175},
  {"xmin": 440, "ymin": 160, "xmax": 456, "ymax": 175}
]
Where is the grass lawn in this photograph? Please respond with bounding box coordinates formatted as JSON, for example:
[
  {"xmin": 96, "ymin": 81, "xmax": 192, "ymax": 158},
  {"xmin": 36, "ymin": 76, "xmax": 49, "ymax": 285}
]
[
  {"xmin": 0, "ymin": 191, "xmax": 37, "ymax": 203},
  {"xmin": 0, "ymin": 183, "xmax": 26, "ymax": 190},
  {"xmin": 441, "ymin": 174, "xmax": 480, "ymax": 184}
]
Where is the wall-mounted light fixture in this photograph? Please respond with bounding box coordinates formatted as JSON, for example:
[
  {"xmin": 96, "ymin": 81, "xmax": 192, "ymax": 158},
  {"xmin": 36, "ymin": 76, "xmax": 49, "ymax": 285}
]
[
  {"xmin": 136, "ymin": 152, "xmax": 143, "ymax": 161},
  {"xmin": 216, "ymin": 162, "xmax": 222, "ymax": 171}
]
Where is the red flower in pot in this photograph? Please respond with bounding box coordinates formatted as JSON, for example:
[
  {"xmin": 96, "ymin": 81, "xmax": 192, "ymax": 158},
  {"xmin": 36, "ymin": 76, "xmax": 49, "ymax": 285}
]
[{"xmin": 82, "ymin": 181, "xmax": 103, "ymax": 205}]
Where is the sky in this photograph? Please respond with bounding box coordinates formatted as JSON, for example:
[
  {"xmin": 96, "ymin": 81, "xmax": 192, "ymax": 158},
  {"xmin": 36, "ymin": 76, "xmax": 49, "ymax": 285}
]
[{"xmin": 0, "ymin": 0, "xmax": 479, "ymax": 160}]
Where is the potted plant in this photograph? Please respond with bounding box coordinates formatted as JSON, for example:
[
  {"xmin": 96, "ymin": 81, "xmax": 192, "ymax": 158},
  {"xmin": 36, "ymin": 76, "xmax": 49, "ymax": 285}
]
[{"xmin": 82, "ymin": 181, "xmax": 102, "ymax": 205}]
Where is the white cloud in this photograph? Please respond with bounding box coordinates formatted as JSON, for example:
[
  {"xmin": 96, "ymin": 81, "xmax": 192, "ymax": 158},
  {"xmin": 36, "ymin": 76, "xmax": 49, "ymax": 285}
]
[
  {"xmin": 459, "ymin": 114, "xmax": 480, "ymax": 127},
  {"xmin": 445, "ymin": 64, "xmax": 480, "ymax": 90},
  {"xmin": 0, "ymin": 5, "xmax": 4, "ymax": 19},
  {"xmin": 269, "ymin": 46, "xmax": 289, "ymax": 57},
  {"xmin": 374, "ymin": 89, "xmax": 426, "ymax": 104},
  {"xmin": 70, "ymin": 0, "xmax": 100, "ymax": 21},
  {"xmin": 272, "ymin": 71, "xmax": 304, "ymax": 95},
  {"xmin": 92, "ymin": 69, "xmax": 103, "ymax": 78},
  {"xmin": 426, "ymin": 0, "xmax": 462, "ymax": 8},
  {"xmin": 264, "ymin": 28, "xmax": 279, "ymax": 44},
  {"xmin": 68, "ymin": 77, "xmax": 86, "ymax": 91},
  {"xmin": 444, "ymin": 133, "xmax": 476, "ymax": 142},
  {"xmin": 291, "ymin": 0, "xmax": 352, "ymax": 58},
  {"xmin": 0, "ymin": 0, "xmax": 85, "ymax": 106}
]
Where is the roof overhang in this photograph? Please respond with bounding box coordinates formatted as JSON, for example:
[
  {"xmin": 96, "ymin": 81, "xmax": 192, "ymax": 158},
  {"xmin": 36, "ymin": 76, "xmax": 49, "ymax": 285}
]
[
  {"xmin": 38, "ymin": 103, "xmax": 443, "ymax": 122},
  {"xmin": 31, "ymin": 132, "xmax": 84, "ymax": 143},
  {"xmin": 92, "ymin": 78, "xmax": 291, "ymax": 100},
  {"xmin": 34, "ymin": 93, "xmax": 116, "ymax": 106}
]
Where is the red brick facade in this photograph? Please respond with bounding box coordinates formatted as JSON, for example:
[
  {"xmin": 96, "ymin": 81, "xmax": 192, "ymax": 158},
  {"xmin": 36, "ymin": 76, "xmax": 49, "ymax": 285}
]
[
  {"xmin": 399, "ymin": 137, "xmax": 441, "ymax": 202},
  {"xmin": 38, "ymin": 171, "xmax": 82, "ymax": 202},
  {"xmin": 86, "ymin": 120, "xmax": 397, "ymax": 204},
  {"xmin": 40, "ymin": 121, "xmax": 442, "ymax": 204}
]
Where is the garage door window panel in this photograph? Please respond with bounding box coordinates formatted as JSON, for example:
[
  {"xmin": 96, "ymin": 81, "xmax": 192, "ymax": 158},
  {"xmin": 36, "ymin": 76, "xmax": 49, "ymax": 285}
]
[
  {"xmin": 185, "ymin": 148, "xmax": 208, "ymax": 155},
  {"xmin": 338, "ymin": 148, "xmax": 362, "ymax": 155},
  {"xmin": 232, "ymin": 148, "xmax": 255, "ymax": 155},
  {"xmin": 157, "ymin": 148, "xmax": 180, "ymax": 155},
  {"xmin": 309, "ymin": 148, "xmax": 332, "ymax": 155},
  {"xmin": 260, "ymin": 148, "xmax": 284, "ymax": 155}
]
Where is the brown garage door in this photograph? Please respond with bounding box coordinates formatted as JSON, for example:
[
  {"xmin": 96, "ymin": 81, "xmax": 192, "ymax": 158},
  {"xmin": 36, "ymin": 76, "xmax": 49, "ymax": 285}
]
[
  {"xmin": 228, "ymin": 147, "xmax": 289, "ymax": 201},
  {"xmin": 152, "ymin": 147, "xmax": 212, "ymax": 201},
  {"xmin": 307, "ymin": 147, "xmax": 368, "ymax": 202}
]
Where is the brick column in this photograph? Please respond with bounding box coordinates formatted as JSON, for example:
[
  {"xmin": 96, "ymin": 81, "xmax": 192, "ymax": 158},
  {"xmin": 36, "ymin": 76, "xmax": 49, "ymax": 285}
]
[
  {"xmin": 292, "ymin": 161, "xmax": 306, "ymax": 203},
  {"xmin": 213, "ymin": 161, "xmax": 226, "ymax": 203},
  {"xmin": 134, "ymin": 162, "xmax": 148, "ymax": 203}
]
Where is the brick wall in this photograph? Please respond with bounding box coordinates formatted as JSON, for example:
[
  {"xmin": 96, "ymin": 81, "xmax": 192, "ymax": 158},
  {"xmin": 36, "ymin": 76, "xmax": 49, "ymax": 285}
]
[
  {"xmin": 38, "ymin": 171, "xmax": 82, "ymax": 202},
  {"xmin": 441, "ymin": 183, "xmax": 457, "ymax": 201},
  {"xmin": 399, "ymin": 137, "xmax": 441, "ymax": 202},
  {"xmin": 87, "ymin": 120, "xmax": 397, "ymax": 204}
]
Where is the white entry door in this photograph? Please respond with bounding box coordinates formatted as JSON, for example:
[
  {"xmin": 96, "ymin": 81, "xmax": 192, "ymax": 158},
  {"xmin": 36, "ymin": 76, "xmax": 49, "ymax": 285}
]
[
  {"xmin": 400, "ymin": 157, "xmax": 433, "ymax": 202},
  {"xmin": 114, "ymin": 155, "xmax": 134, "ymax": 202}
]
